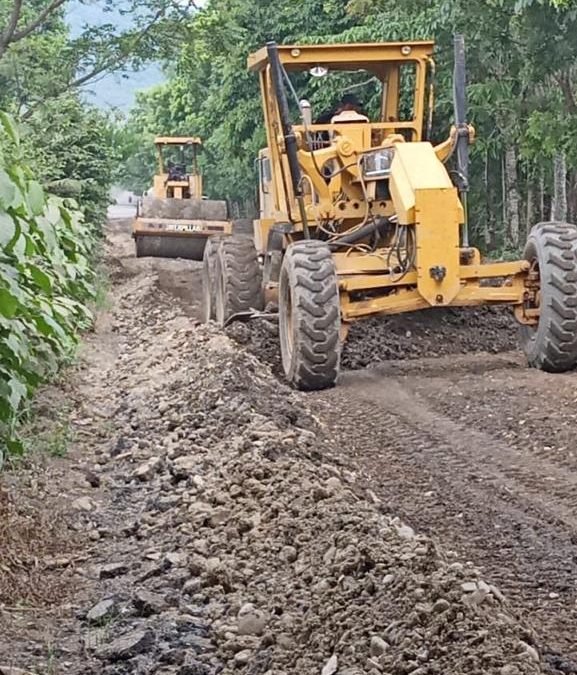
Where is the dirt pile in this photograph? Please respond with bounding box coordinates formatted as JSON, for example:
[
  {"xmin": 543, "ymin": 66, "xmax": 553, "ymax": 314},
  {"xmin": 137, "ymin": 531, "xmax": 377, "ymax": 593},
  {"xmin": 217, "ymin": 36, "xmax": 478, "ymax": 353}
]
[
  {"xmin": 230, "ymin": 306, "xmax": 519, "ymax": 376},
  {"xmin": 0, "ymin": 249, "xmax": 548, "ymax": 675},
  {"xmin": 342, "ymin": 306, "xmax": 519, "ymax": 370}
]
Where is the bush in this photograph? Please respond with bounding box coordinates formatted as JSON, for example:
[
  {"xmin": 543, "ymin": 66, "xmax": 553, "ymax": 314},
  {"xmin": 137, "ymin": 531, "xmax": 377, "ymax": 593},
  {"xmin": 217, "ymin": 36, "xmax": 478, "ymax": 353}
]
[{"xmin": 0, "ymin": 112, "xmax": 97, "ymax": 460}]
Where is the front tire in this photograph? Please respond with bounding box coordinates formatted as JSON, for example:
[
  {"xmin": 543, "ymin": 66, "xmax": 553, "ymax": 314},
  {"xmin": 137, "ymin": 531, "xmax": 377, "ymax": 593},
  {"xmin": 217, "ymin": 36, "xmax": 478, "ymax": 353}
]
[
  {"xmin": 279, "ymin": 241, "xmax": 341, "ymax": 391},
  {"xmin": 214, "ymin": 236, "xmax": 264, "ymax": 325},
  {"xmin": 520, "ymin": 221, "xmax": 577, "ymax": 372}
]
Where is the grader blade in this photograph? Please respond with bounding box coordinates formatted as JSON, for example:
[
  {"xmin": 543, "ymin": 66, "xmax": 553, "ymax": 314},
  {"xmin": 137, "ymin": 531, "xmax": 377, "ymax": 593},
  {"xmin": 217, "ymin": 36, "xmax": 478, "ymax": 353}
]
[{"xmin": 223, "ymin": 309, "xmax": 278, "ymax": 328}]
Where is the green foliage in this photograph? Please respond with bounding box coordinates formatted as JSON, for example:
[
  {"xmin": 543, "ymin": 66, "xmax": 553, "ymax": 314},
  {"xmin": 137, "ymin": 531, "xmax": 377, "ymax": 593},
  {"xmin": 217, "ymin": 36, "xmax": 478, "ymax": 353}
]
[
  {"xmin": 0, "ymin": 113, "xmax": 96, "ymax": 461},
  {"xmin": 20, "ymin": 97, "xmax": 120, "ymax": 228}
]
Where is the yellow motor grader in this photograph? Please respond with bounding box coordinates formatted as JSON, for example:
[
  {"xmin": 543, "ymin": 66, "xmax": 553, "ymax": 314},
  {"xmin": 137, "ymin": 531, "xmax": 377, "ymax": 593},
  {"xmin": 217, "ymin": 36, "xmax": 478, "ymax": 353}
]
[
  {"xmin": 203, "ymin": 37, "xmax": 577, "ymax": 390},
  {"xmin": 133, "ymin": 136, "xmax": 232, "ymax": 260}
]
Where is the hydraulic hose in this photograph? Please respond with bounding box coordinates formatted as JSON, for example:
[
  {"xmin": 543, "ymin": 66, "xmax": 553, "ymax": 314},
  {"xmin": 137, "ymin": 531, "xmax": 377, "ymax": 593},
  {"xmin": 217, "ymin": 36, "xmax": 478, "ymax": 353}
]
[{"xmin": 328, "ymin": 217, "xmax": 392, "ymax": 250}]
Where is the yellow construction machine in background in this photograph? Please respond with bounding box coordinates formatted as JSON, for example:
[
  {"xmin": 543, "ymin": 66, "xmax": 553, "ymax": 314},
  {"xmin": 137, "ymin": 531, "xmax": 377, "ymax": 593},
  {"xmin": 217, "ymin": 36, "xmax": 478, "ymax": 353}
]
[
  {"xmin": 133, "ymin": 136, "xmax": 232, "ymax": 261},
  {"xmin": 203, "ymin": 36, "xmax": 577, "ymax": 390}
]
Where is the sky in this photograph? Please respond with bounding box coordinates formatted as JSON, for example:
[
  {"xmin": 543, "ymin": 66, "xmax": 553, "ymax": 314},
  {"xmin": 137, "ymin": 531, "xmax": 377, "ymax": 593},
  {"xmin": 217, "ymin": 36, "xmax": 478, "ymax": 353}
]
[{"xmin": 66, "ymin": 1, "xmax": 202, "ymax": 111}]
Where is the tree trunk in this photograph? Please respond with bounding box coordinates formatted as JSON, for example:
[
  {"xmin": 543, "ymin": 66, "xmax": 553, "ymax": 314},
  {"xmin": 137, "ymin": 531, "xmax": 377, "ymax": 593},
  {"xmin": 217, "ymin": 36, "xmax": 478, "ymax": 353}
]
[
  {"xmin": 567, "ymin": 169, "xmax": 577, "ymax": 224},
  {"xmin": 482, "ymin": 150, "xmax": 494, "ymax": 250},
  {"xmin": 504, "ymin": 146, "xmax": 521, "ymax": 250},
  {"xmin": 526, "ymin": 182, "xmax": 534, "ymax": 242},
  {"xmin": 551, "ymin": 152, "xmax": 567, "ymax": 222},
  {"xmin": 539, "ymin": 171, "xmax": 545, "ymax": 221}
]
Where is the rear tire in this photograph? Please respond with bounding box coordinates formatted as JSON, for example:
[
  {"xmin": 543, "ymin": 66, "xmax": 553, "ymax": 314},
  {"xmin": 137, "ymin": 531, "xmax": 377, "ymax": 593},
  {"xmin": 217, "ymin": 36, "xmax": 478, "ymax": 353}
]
[
  {"xmin": 202, "ymin": 236, "xmax": 224, "ymax": 322},
  {"xmin": 214, "ymin": 236, "xmax": 264, "ymax": 325},
  {"xmin": 279, "ymin": 240, "xmax": 341, "ymax": 391},
  {"xmin": 520, "ymin": 221, "xmax": 577, "ymax": 372}
]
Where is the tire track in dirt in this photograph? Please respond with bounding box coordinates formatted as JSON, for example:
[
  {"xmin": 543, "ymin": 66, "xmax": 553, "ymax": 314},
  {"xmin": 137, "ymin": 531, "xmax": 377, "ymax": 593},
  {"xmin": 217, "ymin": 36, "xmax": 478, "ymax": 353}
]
[{"xmin": 316, "ymin": 359, "xmax": 577, "ymax": 673}]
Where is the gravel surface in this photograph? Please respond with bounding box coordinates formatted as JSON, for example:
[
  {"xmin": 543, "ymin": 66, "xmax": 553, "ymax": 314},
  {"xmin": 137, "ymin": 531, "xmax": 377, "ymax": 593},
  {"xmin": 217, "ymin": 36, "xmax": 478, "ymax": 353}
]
[{"xmin": 0, "ymin": 221, "xmax": 549, "ymax": 675}]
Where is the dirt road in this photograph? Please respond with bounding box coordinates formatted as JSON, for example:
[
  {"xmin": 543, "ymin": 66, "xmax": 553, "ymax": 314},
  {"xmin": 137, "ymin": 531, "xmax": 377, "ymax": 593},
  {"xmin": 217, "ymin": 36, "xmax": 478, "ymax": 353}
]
[
  {"xmin": 1, "ymin": 220, "xmax": 576, "ymax": 674},
  {"xmin": 318, "ymin": 360, "xmax": 577, "ymax": 673}
]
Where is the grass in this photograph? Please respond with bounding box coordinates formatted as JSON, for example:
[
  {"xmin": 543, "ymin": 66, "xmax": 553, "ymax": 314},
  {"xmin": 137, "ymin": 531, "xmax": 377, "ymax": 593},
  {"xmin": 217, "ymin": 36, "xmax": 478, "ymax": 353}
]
[
  {"xmin": 92, "ymin": 260, "xmax": 112, "ymax": 312},
  {"xmin": 8, "ymin": 401, "xmax": 76, "ymax": 466}
]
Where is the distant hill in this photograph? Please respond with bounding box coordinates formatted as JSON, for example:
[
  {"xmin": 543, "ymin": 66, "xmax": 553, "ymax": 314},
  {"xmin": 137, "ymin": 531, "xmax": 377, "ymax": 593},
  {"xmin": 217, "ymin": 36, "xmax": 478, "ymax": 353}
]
[{"xmin": 66, "ymin": 1, "xmax": 165, "ymax": 111}]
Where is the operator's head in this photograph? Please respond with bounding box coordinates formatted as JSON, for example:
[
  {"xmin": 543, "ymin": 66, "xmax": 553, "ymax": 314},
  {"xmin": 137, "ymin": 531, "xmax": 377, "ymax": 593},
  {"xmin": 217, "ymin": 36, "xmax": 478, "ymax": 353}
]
[{"xmin": 337, "ymin": 93, "xmax": 362, "ymax": 113}]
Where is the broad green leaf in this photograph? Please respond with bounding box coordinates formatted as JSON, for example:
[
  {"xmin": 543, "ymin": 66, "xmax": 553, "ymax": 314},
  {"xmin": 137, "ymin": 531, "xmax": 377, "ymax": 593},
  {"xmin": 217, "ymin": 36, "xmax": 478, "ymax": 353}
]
[
  {"xmin": 0, "ymin": 112, "xmax": 20, "ymax": 146},
  {"xmin": 7, "ymin": 232, "xmax": 26, "ymax": 262},
  {"xmin": 29, "ymin": 265, "xmax": 53, "ymax": 293},
  {"xmin": 0, "ymin": 288, "xmax": 19, "ymax": 318},
  {"xmin": 0, "ymin": 170, "xmax": 16, "ymax": 209},
  {"xmin": 0, "ymin": 212, "xmax": 16, "ymax": 247},
  {"xmin": 8, "ymin": 378, "xmax": 26, "ymax": 410},
  {"xmin": 27, "ymin": 181, "xmax": 45, "ymax": 216}
]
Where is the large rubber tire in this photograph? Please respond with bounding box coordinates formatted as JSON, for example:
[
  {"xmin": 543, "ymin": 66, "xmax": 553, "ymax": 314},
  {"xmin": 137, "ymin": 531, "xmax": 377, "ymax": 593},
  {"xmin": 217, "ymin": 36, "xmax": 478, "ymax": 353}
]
[
  {"xmin": 134, "ymin": 234, "xmax": 206, "ymax": 261},
  {"xmin": 279, "ymin": 240, "xmax": 341, "ymax": 391},
  {"xmin": 214, "ymin": 236, "xmax": 264, "ymax": 325},
  {"xmin": 520, "ymin": 221, "xmax": 577, "ymax": 372},
  {"xmin": 201, "ymin": 236, "xmax": 224, "ymax": 322}
]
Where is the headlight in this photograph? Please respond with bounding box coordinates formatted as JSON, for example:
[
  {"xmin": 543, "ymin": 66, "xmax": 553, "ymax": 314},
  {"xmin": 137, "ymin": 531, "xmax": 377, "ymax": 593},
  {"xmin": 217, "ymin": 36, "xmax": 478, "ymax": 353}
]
[{"xmin": 362, "ymin": 148, "xmax": 394, "ymax": 179}]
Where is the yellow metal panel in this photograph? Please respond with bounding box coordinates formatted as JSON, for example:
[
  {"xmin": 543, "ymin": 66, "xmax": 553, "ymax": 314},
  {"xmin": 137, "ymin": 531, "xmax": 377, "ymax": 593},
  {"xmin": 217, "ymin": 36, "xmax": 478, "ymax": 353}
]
[
  {"xmin": 455, "ymin": 285, "xmax": 524, "ymax": 305},
  {"xmin": 154, "ymin": 137, "xmax": 201, "ymax": 145},
  {"xmin": 341, "ymin": 288, "xmax": 428, "ymax": 320},
  {"xmin": 340, "ymin": 282, "xmax": 526, "ymax": 321},
  {"xmin": 153, "ymin": 175, "xmax": 166, "ymax": 198},
  {"xmin": 389, "ymin": 142, "xmax": 458, "ymax": 224},
  {"xmin": 415, "ymin": 188, "xmax": 461, "ymax": 305},
  {"xmin": 254, "ymin": 218, "xmax": 275, "ymax": 254},
  {"xmin": 462, "ymin": 261, "xmax": 530, "ymax": 278},
  {"xmin": 248, "ymin": 42, "xmax": 435, "ymax": 72}
]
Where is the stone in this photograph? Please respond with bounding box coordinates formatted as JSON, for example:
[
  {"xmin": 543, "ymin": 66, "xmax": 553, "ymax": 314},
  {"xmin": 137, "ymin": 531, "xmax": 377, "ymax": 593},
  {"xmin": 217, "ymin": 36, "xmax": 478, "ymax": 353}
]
[
  {"xmin": 281, "ymin": 546, "xmax": 298, "ymax": 563},
  {"xmin": 396, "ymin": 523, "xmax": 416, "ymax": 540},
  {"xmin": 97, "ymin": 563, "xmax": 128, "ymax": 579},
  {"xmin": 166, "ymin": 551, "xmax": 187, "ymax": 567},
  {"xmin": 432, "ymin": 599, "xmax": 450, "ymax": 614},
  {"xmin": 461, "ymin": 581, "xmax": 477, "ymax": 593},
  {"xmin": 95, "ymin": 628, "xmax": 154, "ymax": 661},
  {"xmin": 519, "ymin": 641, "xmax": 540, "ymax": 663},
  {"xmin": 133, "ymin": 589, "xmax": 166, "ymax": 617},
  {"xmin": 234, "ymin": 650, "xmax": 252, "ymax": 666},
  {"xmin": 237, "ymin": 603, "xmax": 267, "ymax": 636},
  {"xmin": 321, "ymin": 654, "xmax": 338, "ymax": 675},
  {"xmin": 325, "ymin": 476, "xmax": 342, "ymax": 493},
  {"xmin": 72, "ymin": 496, "xmax": 96, "ymax": 512},
  {"xmin": 209, "ymin": 508, "xmax": 231, "ymax": 527},
  {"xmin": 500, "ymin": 666, "xmax": 520, "ymax": 675},
  {"xmin": 172, "ymin": 456, "xmax": 197, "ymax": 476},
  {"xmin": 370, "ymin": 636, "xmax": 389, "ymax": 657},
  {"xmin": 86, "ymin": 599, "xmax": 117, "ymax": 623},
  {"xmin": 133, "ymin": 456, "xmax": 162, "ymax": 481}
]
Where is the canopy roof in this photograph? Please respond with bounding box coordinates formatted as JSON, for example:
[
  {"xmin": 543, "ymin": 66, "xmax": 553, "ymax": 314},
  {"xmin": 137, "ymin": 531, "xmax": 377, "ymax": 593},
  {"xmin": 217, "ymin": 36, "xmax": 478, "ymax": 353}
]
[
  {"xmin": 248, "ymin": 41, "xmax": 435, "ymax": 73},
  {"xmin": 154, "ymin": 137, "xmax": 202, "ymax": 146}
]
